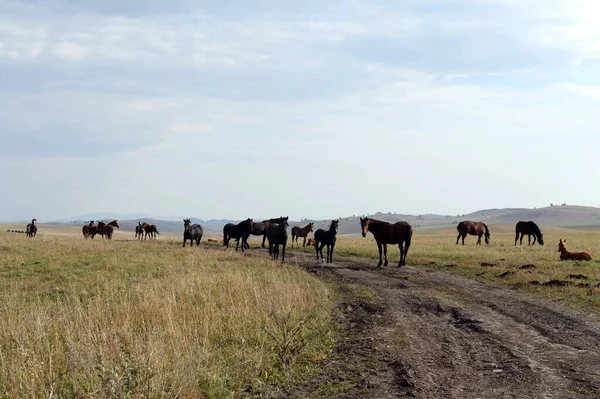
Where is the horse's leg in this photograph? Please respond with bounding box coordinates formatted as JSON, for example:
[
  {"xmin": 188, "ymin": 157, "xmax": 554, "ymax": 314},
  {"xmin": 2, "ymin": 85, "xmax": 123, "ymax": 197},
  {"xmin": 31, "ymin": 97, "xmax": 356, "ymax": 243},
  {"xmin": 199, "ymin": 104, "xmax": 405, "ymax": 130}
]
[
  {"xmin": 477, "ymin": 234, "xmax": 482, "ymax": 245},
  {"xmin": 528, "ymin": 235, "xmax": 531, "ymax": 246},
  {"xmin": 532, "ymin": 235, "xmax": 537, "ymax": 245},
  {"xmin": 261, "ymin": 232, "xmax": 267, "ymax": 248},
  {"xmin": 315, "ymin": 243, "xmax": 320, "ymax": 262},
  {"xmin": 398, "ymin": 243, "xmax": 405, "ymax": 267},
  {"xmin": 282, "ymin": 242, "xmax": 286, "ymax": 263},
  {"xmin": 377, "ymin": 243, "xmax": 383, "ymax": 267},
  {"xmin": 456, "ymin": 233, "xmax": 461, "ymax": 245},
  {"xmin": 319, "ymin": 243, "xmax": 325, "ymax": 263},
  {"xmin": 519, "ymin": 233, "xmax": 524, "ymax": 245},
  {"xmin": 302, "ymin": 236, "xmax": 306, "ymax": 247},
  {"xmin": 383, "ymin": 244, "xmax": 388, "ymax": 266},
  {"xmin": 329, "ymin": 243, "xmax": 335, "ymax": 264}
]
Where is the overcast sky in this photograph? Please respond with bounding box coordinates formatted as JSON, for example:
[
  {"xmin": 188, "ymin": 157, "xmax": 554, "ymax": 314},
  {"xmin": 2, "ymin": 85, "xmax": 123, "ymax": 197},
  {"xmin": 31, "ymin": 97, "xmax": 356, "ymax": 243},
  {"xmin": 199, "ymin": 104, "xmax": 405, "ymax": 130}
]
[{"xmin": 1, "ymin": 0, "xmax": 599, "ymax": 221}]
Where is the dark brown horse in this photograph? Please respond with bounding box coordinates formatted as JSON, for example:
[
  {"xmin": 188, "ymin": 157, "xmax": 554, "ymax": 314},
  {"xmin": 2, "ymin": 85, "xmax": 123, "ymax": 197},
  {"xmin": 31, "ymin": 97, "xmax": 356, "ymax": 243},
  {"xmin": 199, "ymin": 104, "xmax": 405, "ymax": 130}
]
[
  {"xmin": 291, "ymin": 222, "xmax": 314, "ymax": 248},
  {"xmin": 360, "ymin": 218, "xmax": 412, "ymax": 267},
  {"xmin": 100, "ymin": 220, "xmax": 120, "ymax": 240},
  {"xmin": 314, "ymin": 220, "xmax": 339, "ymax": 264},
  {"xmin": 183, "ymin": 219, "xmax": 203, "ymax": 247},
  {"xmin": 82, "ymin": 220, "xmax": 94, "ymax": 239},
  {"xmin": 142, "ymin": 222, "xmax": 160, "ymax": 240},
  {"xmin": 26, "ymin": 218, "xmax": 37, "ymax": 237},
  {"xmin": 515, "ymin": 221, "xmax": 544, "ymax": 246},
  {"xmin": 456, "ymin": 221, "xmax": 490, "ymax": 245},
  {"xmin": 244, "ymin": 217, "xmax": 289, "ymax": 249},
  {"xmin": 267, "ymin": 218, "xmax": 289, "ymax": 262},
  {"xmin": 223, "ymin": 218, "xmax": 253, "ymax": 252},
  {"xmin": 558, "ymin": 239, "xmax": 592, "ymax": 261}
]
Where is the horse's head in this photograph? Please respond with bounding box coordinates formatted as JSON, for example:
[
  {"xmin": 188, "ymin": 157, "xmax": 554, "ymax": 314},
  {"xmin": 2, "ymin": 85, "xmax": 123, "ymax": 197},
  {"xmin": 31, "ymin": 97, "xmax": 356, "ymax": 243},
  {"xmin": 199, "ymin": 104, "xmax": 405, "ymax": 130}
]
[
  {"xmin": 359, "ymin": 217, "xmax": 369, "ymax": 237},
  {"xmin": 331, "ymin": 220, "xmax": 339, "ymax": 232},
  {"xmin": 89, "ymin": 220, "xmax": 94, "ymax": 226},
  {"xmin": 183, "ymin": 219, "xmax": 191, "ymax": 228},
  {"xmin": 308, "ymin": 222, "xmax": 314, "ymax": 232},
  {"xmin": 538, "ymin": 233, "xmax": 545, "ymax": 246},
  {"xmin": 112, "ymin": 220, "xmax": 120, "ymax": 228},
  {"xmin": 558, "ymin": 239, "xmax": 566, "ymax": 252}
]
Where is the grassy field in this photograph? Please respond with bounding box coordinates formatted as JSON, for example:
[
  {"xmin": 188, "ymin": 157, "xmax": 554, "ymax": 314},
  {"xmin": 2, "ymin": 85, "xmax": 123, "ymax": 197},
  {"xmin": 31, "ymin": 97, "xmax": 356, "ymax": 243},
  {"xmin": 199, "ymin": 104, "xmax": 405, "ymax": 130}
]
[
  {"xmin": 0, "ymin": 229, "xmax": 334, "ymax": 398},
  {"xmin": 326, "ymin": 224, "xmax": 600, "ymax": 314}
]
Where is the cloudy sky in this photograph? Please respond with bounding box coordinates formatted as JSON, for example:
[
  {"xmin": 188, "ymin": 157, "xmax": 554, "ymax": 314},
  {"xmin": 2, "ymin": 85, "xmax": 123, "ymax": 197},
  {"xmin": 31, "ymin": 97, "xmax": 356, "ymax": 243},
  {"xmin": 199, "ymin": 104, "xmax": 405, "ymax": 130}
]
[{"xmin": 1, "ymin": 0, "xmax": 599, "ymax": 221}]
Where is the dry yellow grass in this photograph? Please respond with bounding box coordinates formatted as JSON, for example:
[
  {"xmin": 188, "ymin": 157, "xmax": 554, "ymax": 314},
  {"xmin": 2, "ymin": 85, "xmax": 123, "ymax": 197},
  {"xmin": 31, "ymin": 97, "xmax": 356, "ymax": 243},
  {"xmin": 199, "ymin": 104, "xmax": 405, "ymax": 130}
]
[{"xmin": 0, "ymin": 230, "xmax": 333, "ymax": 398}]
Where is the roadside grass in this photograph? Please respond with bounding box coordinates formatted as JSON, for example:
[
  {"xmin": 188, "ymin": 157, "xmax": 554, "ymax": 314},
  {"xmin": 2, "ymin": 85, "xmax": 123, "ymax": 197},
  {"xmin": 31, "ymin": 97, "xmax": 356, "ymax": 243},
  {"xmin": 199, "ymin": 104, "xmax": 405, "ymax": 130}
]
[
  {"xmin": 0, "ymin": 231, "xmax": 334, "ymax": 398},
  {"xmin": 328, "ymin": 226, "xmax": 600, "ymax": 314}
]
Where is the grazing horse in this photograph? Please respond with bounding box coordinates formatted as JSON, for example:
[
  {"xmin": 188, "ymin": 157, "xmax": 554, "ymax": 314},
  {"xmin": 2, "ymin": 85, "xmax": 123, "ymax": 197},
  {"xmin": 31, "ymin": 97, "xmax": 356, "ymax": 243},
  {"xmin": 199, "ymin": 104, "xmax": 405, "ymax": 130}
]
[
  {"xmin": 558, "ymin": 239, "xmax": 592, "ymax": 261},
  {"xmin": 142, "ymin": 223, "xmax": 160, "ymax": 240},
  {"xmin": 183, "ymin": 219, "xmax": 203, "ymax": 247},
  {"xmin": 291, "ymin": 222, "xmax": 314, "ymax": 248},
  {"xmin": 360, "ymin": 218, "xmax": 413, "ymax": 267},
  {"xmin": 314, "ymin": 220, "xmax": 339, "ymax": 264},
  {"xmin": 515, "ymin": 221, "xmax": 544, "ymax": 246},
  {"xmin": 456, "ymin": 221, "xmax": 490, "ymax": 245},
  {"xmin": 82, "ymin": 220, "xmax": 94, "ymax": 239},
  {"xmin": 267, "ymin": 218, "xmax": 289, "ymax": 262},
  {"xmin": 101, "ymin": 220, "xmax": 120, "ymax": 240},
  {"xmin": 223, "ymin": 218, "xmax": 253, "ymax": 252},
  {"xmin": 26, "ymin": 218, "xmax": 37, "ymax": 237},
  {"xmin": 135, "ymin": 222, "xmax": 144, "ymax": 240},
  {"xmin": 244, "ymin": 217, "xmax": 289, "ymax": 249}
]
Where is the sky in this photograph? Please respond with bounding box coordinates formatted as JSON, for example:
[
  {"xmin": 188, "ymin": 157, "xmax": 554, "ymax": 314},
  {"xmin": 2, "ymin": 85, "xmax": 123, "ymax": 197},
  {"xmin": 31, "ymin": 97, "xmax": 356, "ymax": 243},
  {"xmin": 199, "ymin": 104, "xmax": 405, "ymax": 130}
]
[{"xmin": 1, "ymin": 0, "xmax": 600, "ymax": 221}]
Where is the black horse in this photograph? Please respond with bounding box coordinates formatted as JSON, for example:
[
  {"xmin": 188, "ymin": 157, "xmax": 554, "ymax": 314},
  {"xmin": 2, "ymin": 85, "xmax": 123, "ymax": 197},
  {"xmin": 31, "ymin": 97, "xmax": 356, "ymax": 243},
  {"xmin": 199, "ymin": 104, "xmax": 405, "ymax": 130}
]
[
  {"xmin": 223, "ymin": 218, "xmax": 253, "ymax": 252},
  {"xmin": 183, "ymin": 218, "xmax": 203, "ymax": 247},
  {"xmin": 314, "ymin": 220, "xmax": 339, "ymax": 264},
  {"xmin": 244, "ymin": 216, "xmax": 289, "ymax": 249},
  {"xmin": 26, "ymin": 218, "xmax": 37, "ymax": 238},
  {"xmin": 135, "ymin": 222, "xmax": 144, "ymax": 240},
  {"xmin": 267, "ymin": 218, "xmax": 289, "ymax": 262},
  {"xmin": 515, "ymin": 221, "xmax": 544, "ymax": 246}
]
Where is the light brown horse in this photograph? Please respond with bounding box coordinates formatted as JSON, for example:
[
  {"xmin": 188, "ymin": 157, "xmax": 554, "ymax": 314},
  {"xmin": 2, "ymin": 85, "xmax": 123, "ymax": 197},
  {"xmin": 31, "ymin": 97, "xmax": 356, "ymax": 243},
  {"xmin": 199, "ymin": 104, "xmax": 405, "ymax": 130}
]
[
  {"xmin": 306, "ymin": 237, "xmax": 316, "ymax": 247},
  {"xmin": 558, "ymin": 239, "xmax": 592, "ymax": 261},
  {"xmin": 291, "ymin": 222, "xmax": 314, "ymax": 247},
  {"xmin": 456, "ymin": 221, "xmax": 490, "ymax": 245},
  {"xmin": 142, "ymin": 222, "xmax": 160, "ymax": 240},
  {"xmin": 360, "ymin": 218, "xmax": 412, "ymax": 267}
]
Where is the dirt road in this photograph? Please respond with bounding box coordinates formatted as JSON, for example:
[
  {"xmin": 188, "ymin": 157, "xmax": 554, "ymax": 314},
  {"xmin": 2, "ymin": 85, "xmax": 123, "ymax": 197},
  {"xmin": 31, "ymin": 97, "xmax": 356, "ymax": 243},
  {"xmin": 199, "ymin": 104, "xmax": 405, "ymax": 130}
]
[{"xmin": 275, "ymin": 251, "xmax": 600, "ymax": 398}]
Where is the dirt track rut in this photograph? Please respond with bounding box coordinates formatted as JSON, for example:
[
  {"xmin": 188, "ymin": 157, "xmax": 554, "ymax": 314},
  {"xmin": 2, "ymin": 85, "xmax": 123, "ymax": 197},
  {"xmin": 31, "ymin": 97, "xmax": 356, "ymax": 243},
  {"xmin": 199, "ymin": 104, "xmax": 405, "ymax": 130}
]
[{"xmin": 278, "ymin": 251, "xmax": 600, "ymax": 398}]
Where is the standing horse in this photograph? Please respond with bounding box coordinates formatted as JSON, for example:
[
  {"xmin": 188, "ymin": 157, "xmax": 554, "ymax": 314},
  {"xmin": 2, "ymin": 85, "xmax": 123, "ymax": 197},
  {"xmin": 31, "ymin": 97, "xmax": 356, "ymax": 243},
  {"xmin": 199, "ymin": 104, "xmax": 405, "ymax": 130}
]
[
  {"xmin": 183, "ymin": 219, "xmax": 203, "ymax": 247},
  {"xmin": 456, "ymin": 221, "xmax": 490, "ymax": 245},
  {"xmin": 244, "ymin": 217, "xmax": 289, "ymax": 249},
  {"xmin": 26, "ymin": 218, "xmax": 37, "ymax": 237},
  {"xmin": 142, "ymin": 223, "xmax": 160, "ymax": 240},
  {"xmin": 101, "ymin": 220, "xmax": 120, "ymax": 240},
  {"xmin": 223, "ymin": 218, "xmax": 253, "ymax": 252},
  {"xmin": 314, "ymin": 220, "xmax": 339, "ymax": 264},
  {"xmin": 291, "ymin": 222, "xmax": 314, "ymax": 248},
  {"xmin": 82, "ymin": 220, "xmax": 94, "ymax": 239},
  {"xmin": 135, "ymin": 222, "xmax": 144, "ymax": 240},
  {"xmin": 515, "ymin": 221, "xmax": 544, "ymax": 246},
  {"xmin": 267, "ymin": 219, "xmax": 289, "ymax": 262},
  {"xmin": 360, "ymin": 218, "xmax": 412, "ymax": 267},
  {"xmin": 558, "ymin": 239, "xmax": 592, "ymax": 261}
]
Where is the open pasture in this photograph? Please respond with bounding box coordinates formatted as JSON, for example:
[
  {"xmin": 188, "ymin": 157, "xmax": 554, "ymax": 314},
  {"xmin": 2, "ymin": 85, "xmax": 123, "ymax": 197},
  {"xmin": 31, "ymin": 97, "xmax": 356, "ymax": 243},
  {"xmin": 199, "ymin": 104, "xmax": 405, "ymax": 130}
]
[{"xmin": 0, "ymin": 229, "xmax": 333, "ymax": 398}]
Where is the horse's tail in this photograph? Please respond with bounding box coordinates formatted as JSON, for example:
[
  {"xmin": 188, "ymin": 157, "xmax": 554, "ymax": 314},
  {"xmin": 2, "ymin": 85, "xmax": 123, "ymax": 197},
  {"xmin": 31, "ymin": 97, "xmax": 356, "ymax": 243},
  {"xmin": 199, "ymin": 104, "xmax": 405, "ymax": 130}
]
[
  {"xmin": 456, "ymin": 221, "xmax": 464, "ymax": 232},
  {"xmin": 155, "ymin": 229, "xmax": 160, "ymax": 235},
  {"xmin": 484, "ymin": 223, "xmax": 490, "ymax": 236}
]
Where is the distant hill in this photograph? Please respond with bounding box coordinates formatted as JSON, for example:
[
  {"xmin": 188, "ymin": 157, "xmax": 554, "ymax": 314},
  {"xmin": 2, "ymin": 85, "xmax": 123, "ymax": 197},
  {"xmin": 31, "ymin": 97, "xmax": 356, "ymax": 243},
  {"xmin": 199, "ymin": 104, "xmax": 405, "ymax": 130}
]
[{"xmin": 32, "ymin": 205, "xmax": 600, "ymax": 236}]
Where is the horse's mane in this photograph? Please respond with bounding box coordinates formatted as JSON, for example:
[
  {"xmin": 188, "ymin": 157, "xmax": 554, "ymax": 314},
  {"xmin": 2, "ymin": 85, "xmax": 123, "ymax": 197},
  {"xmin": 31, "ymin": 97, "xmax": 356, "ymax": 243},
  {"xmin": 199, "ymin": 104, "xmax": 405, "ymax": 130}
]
[
  {"xmin": 365, "ymin": 218, "xmax": 391, "ymax": 225},
  {"xmin": 530, "ymin": 222, "xmax": 542, "ymax": 235}
]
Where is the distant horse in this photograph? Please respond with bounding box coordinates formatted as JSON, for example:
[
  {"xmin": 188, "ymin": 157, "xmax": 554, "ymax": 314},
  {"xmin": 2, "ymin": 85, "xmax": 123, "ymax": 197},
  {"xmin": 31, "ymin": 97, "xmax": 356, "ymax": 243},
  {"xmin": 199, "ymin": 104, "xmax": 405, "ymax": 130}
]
[
  {"xmin": 142, "ymin": 223, "xmax": 160, "ymax": 240},
  {"xmin": 456, "ymin": 221, "xmax": 490, "ymax": 245},
  {"xmin": 306, "ymin": 237, "xmax": 316, "ymax": 247},
  {"xmin": 360, "ymin": 218, "xmax": 412, "ymax": 267},
  {"xmin": 244, "ymin": 217, "xmax": 289, "ymax": 249},
  {"xmin": 515, "ymin": 221, "xmax": 544, "ymax": 246},
  {"xmin": 101, "ymin": 220, "xmax": 120, "ymax": 240},
  {"xmin": 26, "ymin": 218, "xmax": 37, "ymax": 238},
  {"xmin": 135, "ymin": 222, "xmax": 144, "ymax": 240},
  {"xmin": 267, "ymin": 218, "xmax": 289, "ymax": 262},
  {"xmin": 183, "ymin": 219, "xmax": 203, "ymax": 247},
  {"xmin": 82, "ymin": 220, "xmax": 94, "ymax": 239},
  {"xmin": 223, "ymin": 218, "xmax": 253, "ymax": 252},
  {"xmin": 291, "ymin": 222, "xmax": 314, "ymax": 248},
  {"xmin": 558, "ymin": 239, "xmax": 592, "ymax": 261},
  {"xmin": 314, "ymin": 220, "xmax": 339, "ymax": 264}
]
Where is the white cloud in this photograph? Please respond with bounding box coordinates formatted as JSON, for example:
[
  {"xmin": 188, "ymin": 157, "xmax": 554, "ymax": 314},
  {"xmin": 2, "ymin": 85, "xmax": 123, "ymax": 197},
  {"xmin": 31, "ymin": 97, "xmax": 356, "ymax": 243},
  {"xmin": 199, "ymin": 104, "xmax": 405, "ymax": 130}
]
[{"xmin": 53, "ymin": 42, "xmax": 89, "ymax": 60}]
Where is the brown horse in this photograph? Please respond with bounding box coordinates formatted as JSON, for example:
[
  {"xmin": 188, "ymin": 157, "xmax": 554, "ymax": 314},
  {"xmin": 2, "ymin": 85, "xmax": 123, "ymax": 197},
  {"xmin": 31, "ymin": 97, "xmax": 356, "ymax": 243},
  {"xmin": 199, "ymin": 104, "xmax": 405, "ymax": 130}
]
[
  {"xmin": 98, "ymin": 220, "xmax": 120, "ymax": 240},
  {"xmin": 291, "ymin": 222, "xmax": 314, "ymax": 247},
  {"xmin": 314, "ymin": 220, "xmax": 339, "ymax": 264},
  {"xmin": 456, "ymin": 221, "xmax": 490, "ymax": 245},
  {"xmin": 558, "ymin": 239, "xmax": 592, "ymax": 261},
  {"xmin": 26, "ymin": 218, "xmax": 37, "ymax": 237},
  {"xmin": 82, "ymin": 220, "xmax": 94, "ymax": 239},
  {"xmin": 515, "ymin": 221, "xmax": 544, "ymax": 246},
  {"xmin": 142, "ymin": 222, "xmax": 160, "ymax": 240},
  {"xmin": 360, "ymin": 218, "xmax": 412, "ymax": 267}
]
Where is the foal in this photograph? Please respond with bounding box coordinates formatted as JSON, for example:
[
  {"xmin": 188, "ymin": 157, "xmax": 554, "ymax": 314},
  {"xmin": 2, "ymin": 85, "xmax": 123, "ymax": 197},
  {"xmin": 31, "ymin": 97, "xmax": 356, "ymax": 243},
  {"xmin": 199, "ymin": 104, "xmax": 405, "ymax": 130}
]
[
  {"xmin": 558, "ymin": 239, "xmax": 592, "ymax": 261},
  {"xmin": 314, "ymin": 220, "xmax": 338, "ymax": 264},
  {"xmin": 291, "ymin": 222, "xmax": 314, "ymax": 247}
]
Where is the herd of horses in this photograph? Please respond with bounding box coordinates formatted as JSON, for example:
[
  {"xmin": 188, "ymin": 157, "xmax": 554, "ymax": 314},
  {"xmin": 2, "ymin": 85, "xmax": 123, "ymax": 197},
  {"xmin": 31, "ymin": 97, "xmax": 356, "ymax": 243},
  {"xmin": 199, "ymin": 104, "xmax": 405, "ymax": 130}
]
[{"xmin": 21, "ymin": 216, "xmax": 592, "ymax": 264}]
